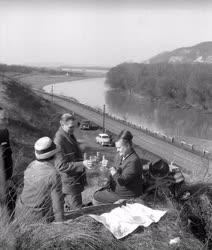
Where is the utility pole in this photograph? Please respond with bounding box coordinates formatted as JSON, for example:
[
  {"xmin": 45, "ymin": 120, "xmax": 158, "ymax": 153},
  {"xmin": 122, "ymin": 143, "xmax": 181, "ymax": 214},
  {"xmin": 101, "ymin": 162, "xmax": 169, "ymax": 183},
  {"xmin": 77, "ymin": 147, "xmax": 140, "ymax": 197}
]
[
  {"xmin": 103, "ymin": 104, "xmax": 105, "ymax": 133},
  {"xmin": 51, "ymin": 84, "xmax": 54, "ymax": 103}
]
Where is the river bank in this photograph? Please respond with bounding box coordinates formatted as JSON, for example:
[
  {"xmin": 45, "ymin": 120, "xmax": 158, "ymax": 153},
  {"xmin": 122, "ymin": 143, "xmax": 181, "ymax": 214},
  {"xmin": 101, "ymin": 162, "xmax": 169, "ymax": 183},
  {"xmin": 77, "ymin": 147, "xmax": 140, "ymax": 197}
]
[
  {"xmin": 9, "ymin": 71, "xmax": 212, "ymax": 153},
  {"xmin": 5, "ymin": 71, "xmax": 102, "ymax": 89}
]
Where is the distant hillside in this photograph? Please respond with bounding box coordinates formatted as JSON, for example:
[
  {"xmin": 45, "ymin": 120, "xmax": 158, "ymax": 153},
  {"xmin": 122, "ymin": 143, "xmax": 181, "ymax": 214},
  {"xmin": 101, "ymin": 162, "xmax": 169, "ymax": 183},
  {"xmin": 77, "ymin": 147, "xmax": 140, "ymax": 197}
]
[
  {"xmin": 0, "ymin": 63, "xmax": 69, "ymax": 75},
  {"xmin": 146, "ymin": 42, "xmax": 212, "ymax": 64}
]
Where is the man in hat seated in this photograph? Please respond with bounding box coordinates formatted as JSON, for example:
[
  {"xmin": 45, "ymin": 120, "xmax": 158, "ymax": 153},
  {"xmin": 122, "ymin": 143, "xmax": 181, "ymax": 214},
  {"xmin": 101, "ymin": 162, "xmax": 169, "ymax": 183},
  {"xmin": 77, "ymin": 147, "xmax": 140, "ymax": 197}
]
[
  {"xmin": 93, "ymin": 130, "xmax": 143, "ymax": 205},
  {"xmin": 15, "ymin": 137, "xmax": 64, "ymax": 224}
]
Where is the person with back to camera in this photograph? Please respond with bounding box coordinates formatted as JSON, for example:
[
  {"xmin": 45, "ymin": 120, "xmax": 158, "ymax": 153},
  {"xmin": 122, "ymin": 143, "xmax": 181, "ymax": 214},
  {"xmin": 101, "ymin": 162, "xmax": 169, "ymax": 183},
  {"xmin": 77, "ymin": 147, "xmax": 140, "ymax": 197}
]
[
  {"xmin": 0, "ymin": 107, "xmax": 13, "ymax": 182},
  {"xmin": 15, "ymin": 137, "xmax": 64, "ymax": 223},
  {"xmin": 54, "ymin": 113, "xmax": 92, "ymax": 210},
  {"xmin": 0, "ymin": 107, "xmax": 16, "ymax": 216},
  {"xmin": 93, "ymin": 130, "xmax": 143, "ymax": 205}
]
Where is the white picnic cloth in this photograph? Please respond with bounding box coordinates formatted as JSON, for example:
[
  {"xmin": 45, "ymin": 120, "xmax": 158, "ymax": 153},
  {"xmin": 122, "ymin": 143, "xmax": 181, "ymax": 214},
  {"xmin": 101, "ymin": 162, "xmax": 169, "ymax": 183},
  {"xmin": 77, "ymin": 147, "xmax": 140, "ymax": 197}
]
[{"xmin": 89, "ymin": 203, "xmax": 167, "ymax": 239}]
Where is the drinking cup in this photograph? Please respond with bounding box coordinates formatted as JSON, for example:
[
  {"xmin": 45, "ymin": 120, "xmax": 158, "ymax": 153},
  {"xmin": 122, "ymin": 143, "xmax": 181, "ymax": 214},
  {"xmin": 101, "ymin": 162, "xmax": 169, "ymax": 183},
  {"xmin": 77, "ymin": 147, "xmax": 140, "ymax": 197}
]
[{"xmin": 89, "ymin": 155, "xmax": 97, "ymax": 169}]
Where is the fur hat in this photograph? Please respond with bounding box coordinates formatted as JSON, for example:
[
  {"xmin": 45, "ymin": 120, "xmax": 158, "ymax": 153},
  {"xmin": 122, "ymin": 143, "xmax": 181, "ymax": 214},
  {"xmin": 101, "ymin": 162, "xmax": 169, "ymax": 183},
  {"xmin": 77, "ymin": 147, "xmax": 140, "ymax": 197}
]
[{"xmin": 34, "ymin": 137, "xmax": 59, "ymax": 160}]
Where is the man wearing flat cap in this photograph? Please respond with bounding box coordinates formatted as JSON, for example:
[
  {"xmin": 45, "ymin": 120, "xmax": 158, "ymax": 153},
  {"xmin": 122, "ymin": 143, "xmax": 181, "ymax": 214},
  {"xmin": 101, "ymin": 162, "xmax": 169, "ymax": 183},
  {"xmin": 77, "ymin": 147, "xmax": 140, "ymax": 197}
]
[{"xmin": 54, "ymin": 113, "xmax": 90, "ymax": 210}]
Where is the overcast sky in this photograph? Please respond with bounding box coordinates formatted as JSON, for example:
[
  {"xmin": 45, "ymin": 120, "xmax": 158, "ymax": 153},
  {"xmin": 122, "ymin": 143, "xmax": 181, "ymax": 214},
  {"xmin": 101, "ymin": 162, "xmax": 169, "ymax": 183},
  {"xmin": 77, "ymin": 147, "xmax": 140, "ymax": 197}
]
[{"xmin": 0, "ymin": 0, "xmax": 212, "ymax": 67}]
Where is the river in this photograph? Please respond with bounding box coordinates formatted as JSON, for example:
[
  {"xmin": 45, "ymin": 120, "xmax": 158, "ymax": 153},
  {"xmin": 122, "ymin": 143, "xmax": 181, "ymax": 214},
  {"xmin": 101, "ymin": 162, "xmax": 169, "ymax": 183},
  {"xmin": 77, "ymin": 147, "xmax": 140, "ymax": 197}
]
[{"xmin": 43, "ymin": 77, "xmax": 212, "ymax": 150}]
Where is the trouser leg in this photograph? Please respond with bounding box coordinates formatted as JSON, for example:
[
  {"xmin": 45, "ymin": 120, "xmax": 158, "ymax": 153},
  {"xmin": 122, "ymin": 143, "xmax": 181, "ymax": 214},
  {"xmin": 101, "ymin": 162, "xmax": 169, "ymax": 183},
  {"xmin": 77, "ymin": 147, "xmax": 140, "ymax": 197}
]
[
  {"xmin": 93, "ymin": 189, "xmax": 120, "ymax": 205},
  {"xmin": 64, "ymin": 192, "xmax": 82, "ymax": 210}
]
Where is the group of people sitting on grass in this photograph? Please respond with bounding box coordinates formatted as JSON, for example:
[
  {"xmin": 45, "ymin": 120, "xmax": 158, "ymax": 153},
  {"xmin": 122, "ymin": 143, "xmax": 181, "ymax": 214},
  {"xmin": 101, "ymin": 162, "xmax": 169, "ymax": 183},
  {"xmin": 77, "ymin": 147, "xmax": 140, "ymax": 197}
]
[{"xmin": 0, "ymin": 107, "xmax": 184, "ymax": 224}]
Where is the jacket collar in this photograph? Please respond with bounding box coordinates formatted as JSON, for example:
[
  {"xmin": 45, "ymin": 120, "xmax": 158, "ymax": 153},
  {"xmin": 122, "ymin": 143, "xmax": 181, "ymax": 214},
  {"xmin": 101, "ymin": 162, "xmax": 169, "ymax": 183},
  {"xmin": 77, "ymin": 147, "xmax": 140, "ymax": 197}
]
[
  {"xmin": 120, "ymin": 149, "xmax": 135, "ymax": 164},
  {"xmin": 59, "ymin": 126, "xmax": 77, "ymax": 144},
  {"xmin": 123, "ymin": 149, "xmax": 134, "ymax": 160}
]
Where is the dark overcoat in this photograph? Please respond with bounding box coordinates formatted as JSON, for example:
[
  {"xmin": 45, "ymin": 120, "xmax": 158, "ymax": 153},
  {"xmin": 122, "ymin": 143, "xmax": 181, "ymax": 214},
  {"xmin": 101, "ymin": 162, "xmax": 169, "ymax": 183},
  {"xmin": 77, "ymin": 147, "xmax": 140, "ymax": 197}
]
[
  {"xmin": 111, "ymin": 149, "xmax": 143, "ymax": 199},
  {"xmin": 0, "ymin": 128, "xmax": 13, "ymax": 180},
  {"xmin": 54, "ymin": 127, "xmax": 86, "ymax": 194}
]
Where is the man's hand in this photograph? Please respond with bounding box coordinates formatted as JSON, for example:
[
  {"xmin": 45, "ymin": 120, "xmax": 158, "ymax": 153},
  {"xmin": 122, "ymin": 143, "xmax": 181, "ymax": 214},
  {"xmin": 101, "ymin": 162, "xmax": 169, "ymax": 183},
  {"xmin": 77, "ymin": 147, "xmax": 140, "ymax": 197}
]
[
  {"xmin": 83, "ymin": 159, "xmax": 93, "ymax": 169},
  {"xmin": 110, "ymin": 167, "xmax": 116, "ymax": 176},
  {"xmin": 101, "ymin": 158, "xmax": 108, "ymax": 168}
]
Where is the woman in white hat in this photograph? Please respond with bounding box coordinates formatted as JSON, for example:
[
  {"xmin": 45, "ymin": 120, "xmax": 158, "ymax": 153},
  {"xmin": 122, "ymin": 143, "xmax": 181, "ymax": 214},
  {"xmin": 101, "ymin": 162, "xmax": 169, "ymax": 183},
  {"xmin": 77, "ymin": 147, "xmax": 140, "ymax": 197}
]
[{"xmin": 15, "ymin": 137, "xmax": 64, "ymax": 224}]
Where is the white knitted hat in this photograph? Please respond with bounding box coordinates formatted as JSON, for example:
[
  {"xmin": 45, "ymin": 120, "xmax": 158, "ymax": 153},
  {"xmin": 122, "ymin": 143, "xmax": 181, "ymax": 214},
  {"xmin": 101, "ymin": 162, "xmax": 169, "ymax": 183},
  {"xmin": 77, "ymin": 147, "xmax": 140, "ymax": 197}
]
[{"xmin": 34, "ymin": 137, "xmax": 59, "ymax": 160}]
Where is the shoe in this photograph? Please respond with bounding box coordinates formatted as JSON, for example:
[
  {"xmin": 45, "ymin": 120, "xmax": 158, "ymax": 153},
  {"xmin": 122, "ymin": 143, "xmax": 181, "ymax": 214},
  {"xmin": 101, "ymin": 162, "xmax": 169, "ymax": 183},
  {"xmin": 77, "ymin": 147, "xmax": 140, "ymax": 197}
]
[
  {"xmin": 64, "ymin": 204, "xmax": 71, "ymax": 212},
  {"xmin": 82, "ymin": 202, "xmax": 93, "ymax": 207}
]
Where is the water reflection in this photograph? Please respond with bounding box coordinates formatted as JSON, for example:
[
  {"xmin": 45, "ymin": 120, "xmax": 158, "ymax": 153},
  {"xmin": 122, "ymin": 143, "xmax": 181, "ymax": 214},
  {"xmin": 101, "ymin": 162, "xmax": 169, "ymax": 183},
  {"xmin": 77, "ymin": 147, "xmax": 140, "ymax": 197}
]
[
  {"xmin": 44, "ymin": 77, "xmax": 108, "ymax": 109},
  {"xmin": 105, "ymin": 89, "xmax": 212, "ymax": 140}
]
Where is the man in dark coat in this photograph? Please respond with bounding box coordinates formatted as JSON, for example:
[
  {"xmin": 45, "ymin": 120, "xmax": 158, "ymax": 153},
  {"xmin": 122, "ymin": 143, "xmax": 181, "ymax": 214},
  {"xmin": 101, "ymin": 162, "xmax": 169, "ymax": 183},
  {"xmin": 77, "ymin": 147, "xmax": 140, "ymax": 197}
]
[
  {"xmin": 54, "ymin": 113, "xmax": 90, "ymax": 209},
  {"xmin": 0, "ymin": 107, "xmax": 15, "ymax": 216},
  {"xmin": 0, "ymin": 146, "xmax": 7, "ymax": 205},
  {"xmin": 0, "ymin": 107, "xmax": 13, "ymax": 181},
  {"xmin": 93, "ymin": 130, "xmax": 143, "ymax": 204}
]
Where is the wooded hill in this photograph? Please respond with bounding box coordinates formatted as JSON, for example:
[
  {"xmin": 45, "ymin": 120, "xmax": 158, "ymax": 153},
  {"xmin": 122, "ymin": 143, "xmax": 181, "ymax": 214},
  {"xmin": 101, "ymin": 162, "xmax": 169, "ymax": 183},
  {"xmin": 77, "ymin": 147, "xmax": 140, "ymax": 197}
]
[{"xmin": 106, "ymin": 63, "xmax": 212, "ymax": 110}]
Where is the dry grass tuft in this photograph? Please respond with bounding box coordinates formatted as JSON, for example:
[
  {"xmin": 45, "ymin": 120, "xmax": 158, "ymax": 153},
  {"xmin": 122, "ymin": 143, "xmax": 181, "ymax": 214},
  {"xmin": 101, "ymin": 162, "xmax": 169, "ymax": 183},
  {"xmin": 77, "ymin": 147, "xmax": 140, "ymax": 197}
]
[
  {"xmin": 0, "ymin": 206, "xmax": 16, "ymax": 249},
  {"xmin": 15, "ymin": 217, "xmax": 129, "ymax": 250}
]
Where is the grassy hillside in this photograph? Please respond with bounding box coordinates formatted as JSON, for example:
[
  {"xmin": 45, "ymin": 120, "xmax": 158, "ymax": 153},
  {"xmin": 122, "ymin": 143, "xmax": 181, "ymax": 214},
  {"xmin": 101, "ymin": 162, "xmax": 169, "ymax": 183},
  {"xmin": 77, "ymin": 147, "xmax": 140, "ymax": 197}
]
[
  {"xmin": 0, "ymin": 77, "xmax": 61, "ymax": 188},
  {"xmin": 0, "ymin": 75, "xmax": 210, "ymax": 249}
]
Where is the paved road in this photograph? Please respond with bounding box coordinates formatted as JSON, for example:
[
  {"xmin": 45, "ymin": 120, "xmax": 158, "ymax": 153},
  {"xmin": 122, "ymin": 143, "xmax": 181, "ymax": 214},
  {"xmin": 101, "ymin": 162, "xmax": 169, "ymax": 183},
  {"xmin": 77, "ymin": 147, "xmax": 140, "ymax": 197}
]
[{"xmin": 36, "ymin": 90, "xmax": 212, "ymax": 179}]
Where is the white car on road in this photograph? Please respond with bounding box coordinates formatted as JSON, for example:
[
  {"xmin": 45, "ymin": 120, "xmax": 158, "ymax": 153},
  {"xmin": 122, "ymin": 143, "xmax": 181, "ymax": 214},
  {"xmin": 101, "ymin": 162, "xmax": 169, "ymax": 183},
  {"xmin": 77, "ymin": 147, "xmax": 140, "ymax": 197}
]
[{"xmin": 96, "ymin": 133, "xmax": 111, "ymax": 146}]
